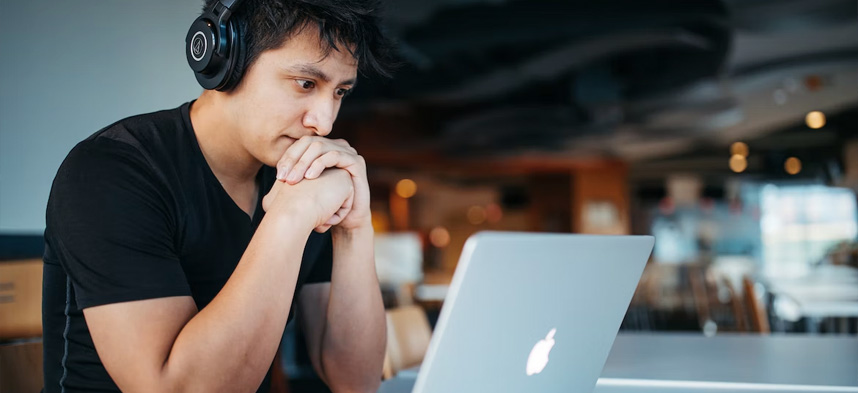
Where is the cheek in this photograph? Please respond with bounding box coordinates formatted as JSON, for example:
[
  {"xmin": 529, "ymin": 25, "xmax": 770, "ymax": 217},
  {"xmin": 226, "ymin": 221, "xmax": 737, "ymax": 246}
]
[
  {"xmin": 234, "ymin": 117, "xmax": 278, "ymax": 165},
  {"xmin": 238, "ymin": 86, "xmax": 308, "ymax": 163}
]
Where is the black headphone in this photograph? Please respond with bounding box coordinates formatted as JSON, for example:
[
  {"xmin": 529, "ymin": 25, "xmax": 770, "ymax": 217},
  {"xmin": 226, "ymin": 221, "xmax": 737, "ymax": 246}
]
[{"xmin": 185, "ymin": 0, "xmax": 246, "ymax": 90}]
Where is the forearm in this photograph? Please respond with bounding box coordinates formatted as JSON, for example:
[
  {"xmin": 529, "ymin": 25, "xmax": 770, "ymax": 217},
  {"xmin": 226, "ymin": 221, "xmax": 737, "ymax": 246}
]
[
  {"xmin": 161, "ymin": 209, "xmax": 313, "ymax": 392},
  {"xmin": 322, "ymin": 225, "xmax": 386, "ymax": 393}
]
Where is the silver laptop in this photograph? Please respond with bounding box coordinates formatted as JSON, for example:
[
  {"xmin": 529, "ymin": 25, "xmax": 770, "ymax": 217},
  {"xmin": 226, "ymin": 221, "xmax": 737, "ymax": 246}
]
[{"xmin": 407, "ymin": 231, "xmax": 654, "ymax": 393}]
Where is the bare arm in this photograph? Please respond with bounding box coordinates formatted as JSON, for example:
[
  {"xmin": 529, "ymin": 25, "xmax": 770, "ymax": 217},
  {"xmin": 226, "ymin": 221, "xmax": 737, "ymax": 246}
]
[
  {"xmin": 281, "ymin": 136, "xmax": 384, "ymax": 392},
  {"xmin": 84, "ymin": 169, "xmax": 354, "ymax": 393},
  {"xmin": 299, "ymin": 224, "xmax": 385, "ymax": 393}
]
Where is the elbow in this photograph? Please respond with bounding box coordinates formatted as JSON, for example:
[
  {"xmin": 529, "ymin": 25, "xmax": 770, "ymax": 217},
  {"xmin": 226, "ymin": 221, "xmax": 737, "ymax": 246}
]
[
  {"xmin": 158, "ymin": 359, "xmax": 259, "ymax": 393},
  {"xmin": 321, "ymin": 353, "xmax": 383, "ymax": 393},
  {"xmin": 327, "ymin": 378, "xmax": 382, "ymax": 393}
]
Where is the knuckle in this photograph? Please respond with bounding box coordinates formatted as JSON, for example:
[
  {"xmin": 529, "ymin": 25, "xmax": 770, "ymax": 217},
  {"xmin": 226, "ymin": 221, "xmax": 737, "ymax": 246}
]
[
  {"xmin": 278, "ymin": 156, "xmax": 293, "ymax": 166},
  {"xmin": 308, "ymin": 159, "xmax": 323, "ymax": 169},
  {"xmin": 309, "ymin": 141, "xmax": 325, "ymax": 152},
  {"xmin": 296, "ymin": 158, "xmax": 312, "ymax": 168}
]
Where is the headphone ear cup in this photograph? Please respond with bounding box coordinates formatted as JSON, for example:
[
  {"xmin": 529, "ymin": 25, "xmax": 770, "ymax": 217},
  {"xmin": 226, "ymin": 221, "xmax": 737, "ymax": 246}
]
[
  {"xmin": 186, "ymin": 16, "xmax": 219, "ymax": 75},
  {"xmin": 217, "ymin": 19, "xmax": 247, "ymax": 91}
]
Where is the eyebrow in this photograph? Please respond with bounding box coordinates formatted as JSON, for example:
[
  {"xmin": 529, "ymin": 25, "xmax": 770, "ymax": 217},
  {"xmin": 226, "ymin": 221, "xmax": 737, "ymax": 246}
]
[{"xmin": 285, "ymin": 64, "xmax": 357, "ymax": 87}]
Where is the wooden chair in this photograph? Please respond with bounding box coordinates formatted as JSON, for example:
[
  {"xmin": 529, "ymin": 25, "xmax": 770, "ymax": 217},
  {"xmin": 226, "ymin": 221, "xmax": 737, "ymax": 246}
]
[
  {"xmin": 0, "ymin": 259, "xmax": 43, "ymax": 340},
  {"xmin": 687, "ymin": 265, "xmax": 713, "ymax": 330},
  {"xmin": 396, "ymin": 282, "xmax": 417, "ymax": 307},
  {"xmin": 742, "ymin": 276, "xmax": 771, "ymax": 334},
  {"xmin": 720, "ymin": 277, "xmax": 748, "ymax": 332},
  {"xmin": 383, "ymin": 305, "xmax": 432, "ymax": 380},
  {"xmin": 269, "ymin": 351, "xmax": 291, "ymax": 393},
  {"xmin": 0, "ymin": 340, "xmax": 43, "ymax": 393},
  {"xmin": 0, "ymin": 259, "xmax": 44, "ymax": 392},
  {"xmin": 623, "ymin": 271, "xmax": 654, "ymax": 331}
]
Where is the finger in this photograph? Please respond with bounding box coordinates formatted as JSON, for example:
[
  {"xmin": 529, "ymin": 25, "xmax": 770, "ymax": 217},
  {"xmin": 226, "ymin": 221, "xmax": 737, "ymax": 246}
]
[
  {"xmin": 285, "ymin": 140, "xmax": 326, "ymax": 184},
  {"xmin": 313, "ymin": 153, "xmax": 363, "ymax": 184},
  {"xmin": 314, "ymin": 224, "xmax": 332, "ymax": 233},
  {"xmin": 323, "ymin": 187, "xmax": 354, "ymax": 226},
  {"xmin": 345, "ymin": 155, "xmax": 370, "ymax": 210},
  {"xmin": 276, "ymin": 137, "xmax": 316, "ymax": 180},
  {"xmin": 331, "ymin": 138, "xmax": 357, "ymax": 154},
  {"xmin": 344, "ymin": 184, "xmax": 355, "ymax": 210},
  {"xmin": 324, "ymin": 213, "xmax": 344, "ymax": 226},
  {"xmin": 343, "ymin": 155, "xmax": 367, "ymax": 182},
  {"xmin": 305, "ymin": 151, "xmax": 358, "ymax": 180},
  {"xmin": 334, "ymin": 185, "xmax": 355, "ymax": 222},
  {"xmin": 326, "ymin": 199, "xmax": 353, "ymax": 226},
  {"xmin": 323, "ymin": 210, "xmax": 348, "ymax": 227}
]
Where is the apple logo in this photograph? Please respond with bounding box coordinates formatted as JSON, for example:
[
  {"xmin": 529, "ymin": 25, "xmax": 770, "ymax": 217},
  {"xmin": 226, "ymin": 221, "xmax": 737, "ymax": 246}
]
[{"xmin": 526, "ymin": 328, "xmax": 556, "ymax": 376}]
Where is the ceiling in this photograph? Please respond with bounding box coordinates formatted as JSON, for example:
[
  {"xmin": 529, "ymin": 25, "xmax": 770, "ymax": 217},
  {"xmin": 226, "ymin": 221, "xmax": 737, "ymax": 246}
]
[{"xmin": 338, "ymin": 0, "xmax": 858, "ymax": 181}]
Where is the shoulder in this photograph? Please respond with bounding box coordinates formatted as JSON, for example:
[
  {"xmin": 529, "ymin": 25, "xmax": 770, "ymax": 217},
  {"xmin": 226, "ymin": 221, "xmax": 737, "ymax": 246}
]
[
  {"xmin": 57, "ymin": 104, "xmax": 192, "ymax": 185},
  {"xmin": 48, "ymin": 105, "xmax": 193, "ymax": 219},
  {"xmin": 85, "ymin": 103, "xmax": 191, "ymax": 160}
]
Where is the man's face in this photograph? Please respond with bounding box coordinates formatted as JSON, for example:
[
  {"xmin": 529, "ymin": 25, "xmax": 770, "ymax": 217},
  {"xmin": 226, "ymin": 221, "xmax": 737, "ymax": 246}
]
[{"xmin": 226, "ymin": 25, "xmax": 358, "ymax": 167}]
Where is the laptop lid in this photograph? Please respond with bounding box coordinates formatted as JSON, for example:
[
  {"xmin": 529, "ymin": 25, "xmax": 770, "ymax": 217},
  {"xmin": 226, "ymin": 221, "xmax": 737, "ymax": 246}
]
[{"xmin": 412, "ymin": 231, "xmax": 654, "ymax": 393}]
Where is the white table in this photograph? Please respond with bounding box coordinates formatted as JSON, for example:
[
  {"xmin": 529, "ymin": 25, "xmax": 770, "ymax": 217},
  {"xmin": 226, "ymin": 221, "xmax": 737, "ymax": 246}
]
[
  {"xmin": 766, "ymin": 266, "xmax": 858, "ymax": 332},
  {"xmin": 378, "ymin": 333, "xmax": 858, "ymax": 393},
  {"xmin": 598, "ymin": 333, "xmax": 857, "ymax": 389},
  {"xmin": 413, "ymin": 284, "xmax": 449, "ymax": 302}
]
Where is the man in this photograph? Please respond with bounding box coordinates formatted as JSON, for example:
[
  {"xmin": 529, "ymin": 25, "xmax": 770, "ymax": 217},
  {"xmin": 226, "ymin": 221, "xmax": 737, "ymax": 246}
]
[{"xmin": 41, "ymin": 1, "xmax": 395, "ymax": 392}]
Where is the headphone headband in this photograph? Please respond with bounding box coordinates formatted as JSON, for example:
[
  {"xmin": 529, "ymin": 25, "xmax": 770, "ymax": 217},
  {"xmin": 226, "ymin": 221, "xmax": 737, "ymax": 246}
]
[{"xmin": 218, "ymin": 0, "xmax": 243, "ymax": 10}]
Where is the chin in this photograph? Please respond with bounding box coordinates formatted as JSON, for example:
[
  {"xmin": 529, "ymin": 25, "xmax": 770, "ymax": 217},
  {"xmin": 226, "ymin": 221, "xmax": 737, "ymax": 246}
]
[{"xmin": 261, "ymin": 157, "xmax": 279, "ymax": 168}]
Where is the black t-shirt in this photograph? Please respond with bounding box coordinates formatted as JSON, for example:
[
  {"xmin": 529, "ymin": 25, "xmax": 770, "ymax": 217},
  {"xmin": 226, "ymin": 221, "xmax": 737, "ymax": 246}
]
[{"xmin": 41, "ymin": 102, "xmax": 332, "ymax": 393}]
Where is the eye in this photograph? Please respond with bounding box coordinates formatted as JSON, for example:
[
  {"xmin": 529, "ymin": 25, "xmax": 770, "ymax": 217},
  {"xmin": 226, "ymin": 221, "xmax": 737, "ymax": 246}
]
[
  {"xmin": 296, "ymin": 79, "xmax": 315, "ymax": 90},
  {"xmin": 336, "ymin": 88, "xmax": 352, "ymax": 98}
]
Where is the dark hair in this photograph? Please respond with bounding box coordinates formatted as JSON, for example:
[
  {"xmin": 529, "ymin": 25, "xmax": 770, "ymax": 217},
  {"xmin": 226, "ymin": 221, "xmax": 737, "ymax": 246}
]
[{"xmin": 204, "ymin": 0, "xmax": 396, "ymax": 88}]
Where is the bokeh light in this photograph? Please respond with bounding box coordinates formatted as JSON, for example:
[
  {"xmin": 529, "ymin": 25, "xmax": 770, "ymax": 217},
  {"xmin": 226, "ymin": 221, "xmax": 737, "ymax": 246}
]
[
  {"xmin": 467, "ymin": 205, "xmax": 487, "ymax": 225},
  {"xmin": 729, "ymin": 154, "xmax": 747, "ymax": 173},
  {"xmin": 805, "ymin": 111, "xmax": 826, "ymax": 129},
  {"xmin": 785, "ymin": 157, "xmax": 802, "ymax": 175},
  {"xmin": 429, "ymin": 226, "xmax": 451, "ymax": 248},
  {"xmin": 730, "ymin": 142, "xmax": 749, "ymax": 157},
  {"xmin": 395, "ymin": 179, "xmax": 417, "ymax": 199}
]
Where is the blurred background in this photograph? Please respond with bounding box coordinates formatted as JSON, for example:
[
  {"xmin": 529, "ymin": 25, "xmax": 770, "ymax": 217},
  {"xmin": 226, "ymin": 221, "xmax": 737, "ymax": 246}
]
[{"xmin": 1, "ymin": 0, "xmax": 857, "ymax": 392}]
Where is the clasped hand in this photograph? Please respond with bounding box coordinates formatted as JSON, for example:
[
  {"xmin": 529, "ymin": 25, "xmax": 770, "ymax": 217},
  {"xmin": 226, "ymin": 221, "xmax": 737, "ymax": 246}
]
[{"xmin": 262, "ymin": 136, "xmax": 370, "ymax": 233}]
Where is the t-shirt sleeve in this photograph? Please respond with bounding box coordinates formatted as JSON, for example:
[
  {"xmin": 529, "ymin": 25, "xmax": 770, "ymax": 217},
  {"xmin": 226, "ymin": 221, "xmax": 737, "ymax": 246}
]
[
  {"xmin": 46, "ymin": 138, "xmax": 191, "ymax": 309},
  {"xmin": 304, "ymin": 231, "xmax": 333, "ymax": 284}
]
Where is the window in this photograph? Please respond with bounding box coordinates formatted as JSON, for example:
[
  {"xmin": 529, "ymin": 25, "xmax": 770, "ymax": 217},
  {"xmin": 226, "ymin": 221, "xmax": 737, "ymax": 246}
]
[{"xmin": 760, "ymin": 184, "xmax": 858, "ymax": 277}]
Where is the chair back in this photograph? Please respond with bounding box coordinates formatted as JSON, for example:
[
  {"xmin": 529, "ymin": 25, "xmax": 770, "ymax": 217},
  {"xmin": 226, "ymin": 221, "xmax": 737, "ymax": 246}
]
[
  {"xmin": 742, "ymin": 276, "xmax": 771, "ymax": 334},
  {"xmin": 0, "ymin": 340, "xmax": 43, "ymax": 393},
  {"xmin": 0, "ymin": 259, "xmax": 43, "ymax": 340},
  {"xmin": 383, "ymin": 305, "xmax": 432, "ymax": 379}
]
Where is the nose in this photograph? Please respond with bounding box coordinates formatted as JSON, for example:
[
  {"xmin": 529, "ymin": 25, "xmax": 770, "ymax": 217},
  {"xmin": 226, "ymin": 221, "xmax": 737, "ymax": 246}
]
[{"xmin": 302, "ymin": 97, "xmax": 337, "ymax": 137}]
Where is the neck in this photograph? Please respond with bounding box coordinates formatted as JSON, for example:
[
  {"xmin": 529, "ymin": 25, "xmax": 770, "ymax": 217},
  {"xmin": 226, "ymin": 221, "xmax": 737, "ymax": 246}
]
[{"xmin": 190, "ymin": 91, "xmax": 261, "ymax": 186}]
